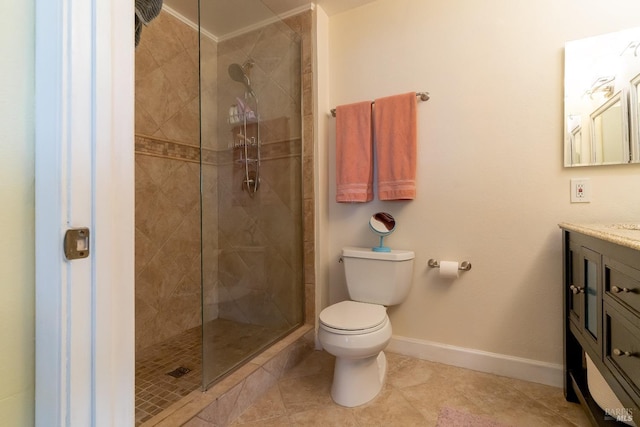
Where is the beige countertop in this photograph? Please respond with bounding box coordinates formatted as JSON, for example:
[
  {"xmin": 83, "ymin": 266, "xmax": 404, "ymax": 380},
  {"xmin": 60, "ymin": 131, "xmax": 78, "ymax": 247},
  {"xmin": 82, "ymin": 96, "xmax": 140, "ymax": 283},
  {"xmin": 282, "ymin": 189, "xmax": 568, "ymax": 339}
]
[{"xmin": 559, "ymin": 222, "xmax": 640, "ymax": 251}]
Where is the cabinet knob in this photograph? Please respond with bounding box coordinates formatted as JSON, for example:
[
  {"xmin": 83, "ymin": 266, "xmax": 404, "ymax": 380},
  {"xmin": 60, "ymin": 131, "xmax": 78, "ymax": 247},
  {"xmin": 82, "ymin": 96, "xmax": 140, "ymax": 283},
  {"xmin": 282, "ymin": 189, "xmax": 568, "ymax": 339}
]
[
  {"xmin": 613, "ymin": 348, "xmax": 632, "ymax": 357},
  {"xmin": 569, "ymin": 285, "xmax": 584, "ymax": 294},
  {"xmin": 611, "ymin": 285, "xmax": 630, "ymax": 293}
]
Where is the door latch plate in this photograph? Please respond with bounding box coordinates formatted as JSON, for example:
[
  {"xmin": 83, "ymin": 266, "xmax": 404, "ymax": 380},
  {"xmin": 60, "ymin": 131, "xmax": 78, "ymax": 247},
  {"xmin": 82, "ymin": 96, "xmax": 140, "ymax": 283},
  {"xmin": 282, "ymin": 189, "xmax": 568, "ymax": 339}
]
[{"xmin": 64, "ymin": 228, "xmax": 90, "ymax": 260}]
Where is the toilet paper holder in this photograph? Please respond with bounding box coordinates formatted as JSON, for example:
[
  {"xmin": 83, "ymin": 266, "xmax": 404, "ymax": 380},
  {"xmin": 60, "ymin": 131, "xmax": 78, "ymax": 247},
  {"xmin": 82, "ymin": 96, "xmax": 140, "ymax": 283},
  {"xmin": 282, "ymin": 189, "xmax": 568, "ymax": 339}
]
[{"xmin": 428, "ymin": 259, "xmax": 472, "ymax": 271}]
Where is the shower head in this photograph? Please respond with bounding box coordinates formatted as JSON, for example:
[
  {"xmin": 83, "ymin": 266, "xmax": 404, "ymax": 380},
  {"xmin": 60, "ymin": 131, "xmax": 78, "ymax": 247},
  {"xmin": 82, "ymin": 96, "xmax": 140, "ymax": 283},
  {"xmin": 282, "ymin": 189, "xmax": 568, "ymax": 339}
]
[
  {"xmin": 228, "ymin": 63, "xmax": 249, "ymax": 85},
  {"xmin": 228, "ymin": 63, "xmax": 255, "ymax": 96}
]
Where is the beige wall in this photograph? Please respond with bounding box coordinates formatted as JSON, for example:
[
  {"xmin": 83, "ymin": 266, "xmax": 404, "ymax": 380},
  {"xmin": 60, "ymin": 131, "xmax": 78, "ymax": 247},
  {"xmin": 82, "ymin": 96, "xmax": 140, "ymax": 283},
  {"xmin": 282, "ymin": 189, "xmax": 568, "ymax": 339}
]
[
  {"xmin": 0, "ymin": 0, "xmax": 35, "ymax": 424},
  {"xmin": 324, "ymin": 0, "xmax": 640, "ymax": 365}
]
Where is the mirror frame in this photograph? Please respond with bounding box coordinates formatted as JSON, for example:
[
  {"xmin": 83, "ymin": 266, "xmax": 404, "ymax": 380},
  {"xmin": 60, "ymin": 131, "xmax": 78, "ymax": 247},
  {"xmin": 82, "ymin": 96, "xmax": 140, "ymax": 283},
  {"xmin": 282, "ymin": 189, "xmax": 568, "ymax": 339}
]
[
  {"xmin": 564, "ymin": 27, "xmax": 640, "ymax": 167},
  {"xmin": 589, "ymin": 90, "xmax": 629, "ymax": 165},
  {"xmin": 630, "ymin": 72, "xmax": 640, "ymax": 163},
  {"xmin": 569, "ymin": 125, "xmax": 583, "ymax": 165}
]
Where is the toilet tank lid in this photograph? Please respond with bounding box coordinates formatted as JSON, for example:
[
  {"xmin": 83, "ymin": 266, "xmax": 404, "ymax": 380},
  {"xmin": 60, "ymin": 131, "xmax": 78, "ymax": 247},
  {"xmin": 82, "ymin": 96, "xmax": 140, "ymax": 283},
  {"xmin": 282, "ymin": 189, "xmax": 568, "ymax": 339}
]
[{"xmin": 342, "ymin": 246, "xmax": 415, "ymax": 261}]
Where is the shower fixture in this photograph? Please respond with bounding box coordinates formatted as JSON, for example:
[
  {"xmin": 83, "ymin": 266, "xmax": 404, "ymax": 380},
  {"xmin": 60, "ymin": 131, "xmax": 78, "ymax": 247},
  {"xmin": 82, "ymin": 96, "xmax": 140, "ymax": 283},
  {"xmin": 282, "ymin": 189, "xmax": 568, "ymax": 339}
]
[
  {"xmin": 228, "ymin": 59, "xmax": 261, "ymax": 196},
  {"xmin": 228, "ymin": 60, "xmax": 256, "ymax": 97}
]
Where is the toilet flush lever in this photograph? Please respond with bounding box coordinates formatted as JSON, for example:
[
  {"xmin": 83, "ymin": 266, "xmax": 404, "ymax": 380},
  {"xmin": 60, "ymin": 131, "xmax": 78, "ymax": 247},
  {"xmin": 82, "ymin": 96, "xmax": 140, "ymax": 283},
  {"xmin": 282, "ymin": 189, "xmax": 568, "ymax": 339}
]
[{"xmin": 338, "ymin": 257, "xmax": 343, "ymax": 263}]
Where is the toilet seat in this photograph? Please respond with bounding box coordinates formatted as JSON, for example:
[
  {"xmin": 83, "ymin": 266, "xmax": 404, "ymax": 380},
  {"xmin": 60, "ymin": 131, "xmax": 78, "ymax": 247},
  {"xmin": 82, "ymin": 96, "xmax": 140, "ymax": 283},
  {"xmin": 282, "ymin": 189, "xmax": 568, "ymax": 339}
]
[{"xmin": 319, "ymin": 301, "xmax": 387, "ymax": 335}]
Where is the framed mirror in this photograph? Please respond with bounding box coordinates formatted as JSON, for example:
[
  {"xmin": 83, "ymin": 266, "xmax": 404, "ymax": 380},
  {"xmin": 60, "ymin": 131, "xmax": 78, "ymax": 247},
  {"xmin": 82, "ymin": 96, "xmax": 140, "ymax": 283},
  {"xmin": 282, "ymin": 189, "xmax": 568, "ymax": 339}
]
[{"xmin": 564, "ymin": 27, "xmax": 640, "ymax": 166}]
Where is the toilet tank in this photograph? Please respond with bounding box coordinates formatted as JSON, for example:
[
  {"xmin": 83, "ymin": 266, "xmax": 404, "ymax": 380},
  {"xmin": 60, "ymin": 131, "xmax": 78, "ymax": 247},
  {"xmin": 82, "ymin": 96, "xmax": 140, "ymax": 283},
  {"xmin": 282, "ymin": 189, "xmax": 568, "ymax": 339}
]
[{"xmin": 342, "ymin": 246, "xmax": 415, "ymax": 306}]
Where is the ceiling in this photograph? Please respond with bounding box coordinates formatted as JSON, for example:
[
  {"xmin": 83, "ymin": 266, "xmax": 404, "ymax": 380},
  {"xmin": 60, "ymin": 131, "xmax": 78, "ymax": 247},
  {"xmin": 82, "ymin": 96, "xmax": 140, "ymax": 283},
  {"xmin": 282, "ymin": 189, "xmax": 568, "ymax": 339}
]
[{"xmin": 162, "ymin": 0, "xmax": 377, "ymax": 39}]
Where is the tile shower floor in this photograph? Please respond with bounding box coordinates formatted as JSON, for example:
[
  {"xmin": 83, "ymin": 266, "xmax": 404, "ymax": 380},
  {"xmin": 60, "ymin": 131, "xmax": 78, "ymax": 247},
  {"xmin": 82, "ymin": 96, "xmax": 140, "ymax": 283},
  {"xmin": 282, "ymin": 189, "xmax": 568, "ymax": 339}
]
[
  {"xmin": 135, "ymin": 319, "xmax": 287, "ymax": 426},
  {"xmin": 215, "ymin": 351, "xmax": 592, "ymax": 427}
]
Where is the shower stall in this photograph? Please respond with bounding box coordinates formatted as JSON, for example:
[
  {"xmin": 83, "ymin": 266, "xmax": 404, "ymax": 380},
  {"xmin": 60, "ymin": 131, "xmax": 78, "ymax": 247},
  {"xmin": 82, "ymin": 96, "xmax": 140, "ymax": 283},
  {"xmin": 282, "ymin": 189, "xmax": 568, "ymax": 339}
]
[
  {"xmin": 133, "ymin": 1, "xmax": 306, "ymax": 424},
  {"xmin": 200, "ymin": 0, "xmax": 305, "ymax": 389}
]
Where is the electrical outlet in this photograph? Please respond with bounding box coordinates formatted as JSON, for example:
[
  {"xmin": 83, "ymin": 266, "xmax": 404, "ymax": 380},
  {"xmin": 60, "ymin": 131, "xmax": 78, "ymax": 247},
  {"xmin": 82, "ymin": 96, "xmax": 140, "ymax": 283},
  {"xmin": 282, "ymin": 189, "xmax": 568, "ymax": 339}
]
[{"xmin": 570, "ymin": 178, "xmax": 591, "ymax": 203}]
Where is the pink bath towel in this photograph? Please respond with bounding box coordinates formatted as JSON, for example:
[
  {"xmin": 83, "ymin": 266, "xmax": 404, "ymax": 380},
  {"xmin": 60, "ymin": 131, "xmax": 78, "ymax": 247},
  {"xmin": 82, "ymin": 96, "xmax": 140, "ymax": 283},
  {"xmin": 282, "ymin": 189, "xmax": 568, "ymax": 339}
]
[
  {"xmin": 374, "ymin": 92, "xmax": 417, "ymax": 200},
  {"xmin": 335, "ymin": 101, "xmax": 373, "ymax": 202}
]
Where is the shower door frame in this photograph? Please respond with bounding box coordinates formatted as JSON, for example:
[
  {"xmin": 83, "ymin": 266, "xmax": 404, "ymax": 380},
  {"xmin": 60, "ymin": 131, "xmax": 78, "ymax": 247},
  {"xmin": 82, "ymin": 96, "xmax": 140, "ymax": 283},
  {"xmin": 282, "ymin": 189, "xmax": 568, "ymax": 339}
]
[{"xmin": 34, "ymin": 0, "xmax": 134, "ymax": 424}]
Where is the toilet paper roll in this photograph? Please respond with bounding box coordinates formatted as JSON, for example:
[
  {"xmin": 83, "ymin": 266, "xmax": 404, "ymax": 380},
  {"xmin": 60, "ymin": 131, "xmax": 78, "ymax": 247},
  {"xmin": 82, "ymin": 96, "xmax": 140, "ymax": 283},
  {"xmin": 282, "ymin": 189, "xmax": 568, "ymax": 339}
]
[{"xmin": 439, "ymin": 261, "xmax": 459, "ymax": 279}]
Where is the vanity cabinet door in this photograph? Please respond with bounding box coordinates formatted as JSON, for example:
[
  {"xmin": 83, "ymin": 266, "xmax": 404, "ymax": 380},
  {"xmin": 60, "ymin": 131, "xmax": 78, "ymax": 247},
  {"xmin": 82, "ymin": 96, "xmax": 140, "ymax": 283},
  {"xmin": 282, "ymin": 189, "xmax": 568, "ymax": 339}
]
[
  {"xmin": 583, "ymin": 248, "xmax": 601, "ymax": 341},
  {"xmin": 568, "ymin": 242, "xmax": 583, "ymax": 326},
  {"xmin": 575, "ymin": 246, "xmax": 603, "ymax": 358},
  {"xmin": 603, "ymin": 255, "xmax": 640, "ymax": 410},
  {"xmin": 566, "ymin": 239, "xmax": 602, "ymax": 357},
  {"xmin": 604, "ymin": 304, "xmax": 640, "ymax": 408}
]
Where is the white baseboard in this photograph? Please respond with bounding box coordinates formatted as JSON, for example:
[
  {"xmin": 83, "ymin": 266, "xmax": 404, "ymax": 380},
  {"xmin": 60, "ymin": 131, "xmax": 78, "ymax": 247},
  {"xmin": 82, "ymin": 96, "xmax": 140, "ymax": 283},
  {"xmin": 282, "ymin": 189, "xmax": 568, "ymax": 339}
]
[{"xmin": 387, "ymin": 335, "xmax": 563, "ymax": 388}]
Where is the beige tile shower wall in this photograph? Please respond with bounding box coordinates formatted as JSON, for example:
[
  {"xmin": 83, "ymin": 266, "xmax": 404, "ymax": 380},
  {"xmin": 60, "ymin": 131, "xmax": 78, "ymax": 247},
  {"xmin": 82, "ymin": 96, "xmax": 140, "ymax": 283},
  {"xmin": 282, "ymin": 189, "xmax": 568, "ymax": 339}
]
[
  {"xmin": 214, "ymin": 11, "xmax": 314, "ymax": 329},
  {"xmin": 216, "ymin": 26, "xmax": 302, "ymax": 149},
  {"xmin": 283, "ymin": 11, "xmax": 317, "ymax": 325},
  {"xmin": 201, "ymin": 34, "xmax": 219, "ymax": 150},
  {"xmin": 200, "ymin": 27, "xmax": 221, "ymax": 325},
  {"xmin": 135, "ymin": 10, "xmax": 201, "ymax": 144},
  {"xmin": 134, "ymin": 10, "xmax": 209, "ymax": 352},
  {"xmin": 134, "ymin": 146, "xmax": 202, "ymax": 352},
  {"xmin": 133, "ymin": 8, "xmax": 315, "ymax": 351}
]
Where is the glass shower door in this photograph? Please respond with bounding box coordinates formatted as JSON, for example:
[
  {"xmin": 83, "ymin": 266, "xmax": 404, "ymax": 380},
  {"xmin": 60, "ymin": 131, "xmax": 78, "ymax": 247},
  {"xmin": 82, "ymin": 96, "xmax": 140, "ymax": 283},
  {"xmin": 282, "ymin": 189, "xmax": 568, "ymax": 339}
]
[{"xmin": 199, "ymin": 0, "xmax": 304, "ymax": 389}]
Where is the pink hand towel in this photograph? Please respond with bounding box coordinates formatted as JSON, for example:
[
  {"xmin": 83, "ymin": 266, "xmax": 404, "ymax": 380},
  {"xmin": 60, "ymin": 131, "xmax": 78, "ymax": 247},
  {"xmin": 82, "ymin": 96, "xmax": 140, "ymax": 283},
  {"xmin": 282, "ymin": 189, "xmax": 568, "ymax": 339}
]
[
  {"xmin": 335, "ymin": 101, "xmax": 373, "ymax": 203},
  {"xmin": 374, "ymin": 92, "xmax": 417, "ymax": 200}
]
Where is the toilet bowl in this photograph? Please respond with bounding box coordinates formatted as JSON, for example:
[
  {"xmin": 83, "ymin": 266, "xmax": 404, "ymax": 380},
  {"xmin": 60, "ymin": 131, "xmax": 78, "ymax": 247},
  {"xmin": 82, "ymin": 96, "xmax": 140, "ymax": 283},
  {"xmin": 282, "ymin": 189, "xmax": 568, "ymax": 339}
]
[
  {"xmin": 318, "ymin": 300, "xmax": 392, "ymax": 407},
  {"xmin": 318, "ymin": 246, "xmax": 414, "ymax": 407}
]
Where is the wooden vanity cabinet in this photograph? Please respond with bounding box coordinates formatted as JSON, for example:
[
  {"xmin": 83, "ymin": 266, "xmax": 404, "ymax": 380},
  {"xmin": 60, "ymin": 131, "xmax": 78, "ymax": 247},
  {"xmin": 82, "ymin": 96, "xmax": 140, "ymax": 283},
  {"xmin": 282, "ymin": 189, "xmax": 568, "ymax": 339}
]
[
  {"xmin": 603, "ymin": 256, "xmax": 640, "ymax": 414},
  {"xmin": 567, "ymin": 239, "xmax": 603, "ymax": 360},
  {"xmin": 562, "ymin": 228, "xmax": 640, "ymax": 425}
]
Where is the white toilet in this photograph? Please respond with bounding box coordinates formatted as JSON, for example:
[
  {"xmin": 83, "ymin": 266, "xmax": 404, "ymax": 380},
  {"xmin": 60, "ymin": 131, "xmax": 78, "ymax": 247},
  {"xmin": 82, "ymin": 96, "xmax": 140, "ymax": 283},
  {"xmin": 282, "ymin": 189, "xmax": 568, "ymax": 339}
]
[{"xmin": 318, "ymin": 246, "xmax": 415, "ymax": 407}]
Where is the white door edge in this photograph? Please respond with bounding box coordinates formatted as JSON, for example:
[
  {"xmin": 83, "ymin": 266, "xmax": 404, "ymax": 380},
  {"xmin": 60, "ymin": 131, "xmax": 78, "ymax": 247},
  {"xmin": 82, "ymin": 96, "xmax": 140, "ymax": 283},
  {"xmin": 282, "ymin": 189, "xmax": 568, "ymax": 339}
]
[{"xmin": 34, "ymin": 0, "xmax": 135, "ymax": 425}]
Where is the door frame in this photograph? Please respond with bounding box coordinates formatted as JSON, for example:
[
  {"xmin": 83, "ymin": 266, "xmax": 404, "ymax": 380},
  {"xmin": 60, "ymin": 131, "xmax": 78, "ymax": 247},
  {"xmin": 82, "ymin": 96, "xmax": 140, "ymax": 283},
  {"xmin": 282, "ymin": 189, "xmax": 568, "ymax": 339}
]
[{"xmin": 34, "ymin": 0, "xmax": 135, "ymax": 424}]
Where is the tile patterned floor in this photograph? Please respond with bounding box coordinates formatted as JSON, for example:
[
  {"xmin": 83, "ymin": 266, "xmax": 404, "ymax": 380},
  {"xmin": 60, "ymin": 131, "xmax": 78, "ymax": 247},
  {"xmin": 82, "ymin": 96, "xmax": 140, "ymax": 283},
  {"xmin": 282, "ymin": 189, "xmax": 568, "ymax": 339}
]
[
  {"xmin": 220, "ymin": 350, "xmax": 592, "ymax": 427},
  {"xmin": 135, "ymin": 326, "xmax": 202, "ymax": 425},
  {"xmin": 135, "ymin": 319, "xmax": 291, "ymax": 425}
]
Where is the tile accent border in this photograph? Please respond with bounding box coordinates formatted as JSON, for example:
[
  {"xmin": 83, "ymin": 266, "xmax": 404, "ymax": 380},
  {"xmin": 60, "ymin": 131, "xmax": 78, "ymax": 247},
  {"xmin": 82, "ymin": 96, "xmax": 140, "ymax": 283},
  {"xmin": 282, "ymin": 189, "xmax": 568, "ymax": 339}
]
[
  {"xmin": 135, "ymin": 134, "xmax": 200, "ymax": 163},
  {"xmin": 135, "ymin": 133, "xmax": 302, "ymax": 167},
  {"xmin": 140, "ymin": 324, "xmax": 314, "ymax": 427}
]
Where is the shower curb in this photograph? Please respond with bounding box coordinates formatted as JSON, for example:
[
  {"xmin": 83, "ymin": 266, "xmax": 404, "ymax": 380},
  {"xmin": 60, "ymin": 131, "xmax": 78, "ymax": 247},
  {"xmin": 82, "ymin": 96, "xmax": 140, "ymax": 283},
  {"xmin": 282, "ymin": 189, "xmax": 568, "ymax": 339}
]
[{"xmin": 141, "ymin": 324, "xmax": 314, "ymax": 427}]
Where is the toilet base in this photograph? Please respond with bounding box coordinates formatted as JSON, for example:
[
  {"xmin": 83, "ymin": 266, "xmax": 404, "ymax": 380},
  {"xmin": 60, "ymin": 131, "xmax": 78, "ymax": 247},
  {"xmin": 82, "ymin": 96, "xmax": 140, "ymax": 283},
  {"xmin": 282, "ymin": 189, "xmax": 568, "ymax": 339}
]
[{"xmin": 331, "ymin": 351, "xmax": 387, "ymax": 407}]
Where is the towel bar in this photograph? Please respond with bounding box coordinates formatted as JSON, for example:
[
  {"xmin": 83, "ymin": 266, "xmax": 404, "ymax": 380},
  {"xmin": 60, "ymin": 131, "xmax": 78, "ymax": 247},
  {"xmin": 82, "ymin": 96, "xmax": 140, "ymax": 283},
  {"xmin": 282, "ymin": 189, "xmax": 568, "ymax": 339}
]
[{"xmin": 330, "ymin": 92, "xmax": 429, "ymax": 117}]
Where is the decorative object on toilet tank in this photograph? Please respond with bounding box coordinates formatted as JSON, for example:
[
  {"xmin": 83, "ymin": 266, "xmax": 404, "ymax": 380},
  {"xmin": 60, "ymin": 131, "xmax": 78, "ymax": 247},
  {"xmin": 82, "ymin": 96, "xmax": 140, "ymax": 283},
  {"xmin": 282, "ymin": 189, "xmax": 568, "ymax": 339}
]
[{"xmin": 369, "ymin": 212, "xmax": 396, "ymax": 252}]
